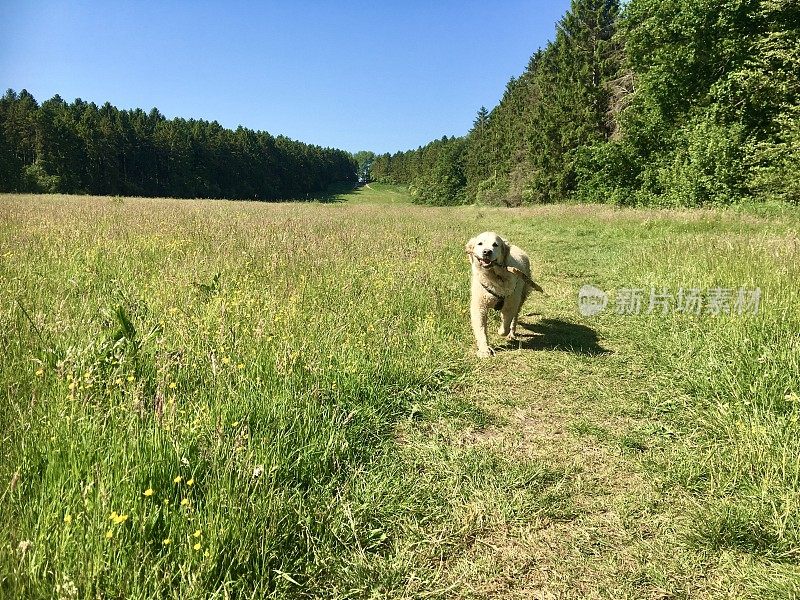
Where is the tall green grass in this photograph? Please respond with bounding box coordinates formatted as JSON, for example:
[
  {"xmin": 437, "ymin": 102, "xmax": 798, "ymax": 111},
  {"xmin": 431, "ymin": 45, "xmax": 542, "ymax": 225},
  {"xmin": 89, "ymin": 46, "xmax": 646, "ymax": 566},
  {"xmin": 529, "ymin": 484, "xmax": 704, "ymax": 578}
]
[
  {"xmin": 2, "ymin": 194, "xmax": 799, "ymax": 598},
  {"xmin": 607, "ymin": 216, "xmax": 800, "ymax": 594},
  {"xmin": 0, "ymin": 196, "xmax": 460, "ymax": 597},
  {"xmin": 0, "ymin": 195, "xmax": 578, "ymax": 598}
]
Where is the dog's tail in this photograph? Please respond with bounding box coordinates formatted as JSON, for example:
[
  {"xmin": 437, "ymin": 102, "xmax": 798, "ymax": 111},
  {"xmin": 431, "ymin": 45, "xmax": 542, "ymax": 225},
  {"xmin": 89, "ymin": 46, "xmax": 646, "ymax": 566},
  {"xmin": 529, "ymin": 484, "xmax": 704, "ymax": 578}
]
[{"xmin": 507, "ymin": 267, "xmax": 545, "ymax": 294}]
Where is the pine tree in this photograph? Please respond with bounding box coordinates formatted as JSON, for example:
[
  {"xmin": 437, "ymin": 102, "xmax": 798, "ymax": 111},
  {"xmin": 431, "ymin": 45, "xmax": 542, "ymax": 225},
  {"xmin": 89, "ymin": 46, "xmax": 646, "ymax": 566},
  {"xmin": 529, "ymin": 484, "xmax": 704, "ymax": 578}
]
[
  {"xmin": 0, "ymin": 90, "xmax": 24, "ymax": 190},
  {"xmin": 0, "ymin": 90, "xmax": 356, "ymax": 199},
  {"xmin": 464, "ymin": 107, "xmax": 493, "ymax": 200}
]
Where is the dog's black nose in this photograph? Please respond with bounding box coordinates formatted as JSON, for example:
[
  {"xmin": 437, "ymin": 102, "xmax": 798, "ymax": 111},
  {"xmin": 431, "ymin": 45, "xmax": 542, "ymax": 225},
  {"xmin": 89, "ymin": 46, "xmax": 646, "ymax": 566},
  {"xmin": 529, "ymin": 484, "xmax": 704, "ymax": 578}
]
[{"xmin": 482, "ymin": 249, "xmax": 492, "ymax": 257}]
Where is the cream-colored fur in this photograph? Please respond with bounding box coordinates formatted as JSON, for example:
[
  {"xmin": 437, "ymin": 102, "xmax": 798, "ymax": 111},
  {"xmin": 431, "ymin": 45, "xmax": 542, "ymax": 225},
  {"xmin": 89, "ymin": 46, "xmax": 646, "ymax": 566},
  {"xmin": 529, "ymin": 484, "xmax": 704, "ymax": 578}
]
[{"xmin": 465, "ymin": 231, "xmax": 534, "ymax": 357}]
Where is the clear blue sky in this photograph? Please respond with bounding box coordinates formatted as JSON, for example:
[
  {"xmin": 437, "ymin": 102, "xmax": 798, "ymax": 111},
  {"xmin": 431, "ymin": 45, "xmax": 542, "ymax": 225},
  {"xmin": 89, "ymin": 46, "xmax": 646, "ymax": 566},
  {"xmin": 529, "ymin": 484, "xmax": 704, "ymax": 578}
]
[{"xmin": 1, "ymin": 1, "xmax": 573, "ymax": 154}]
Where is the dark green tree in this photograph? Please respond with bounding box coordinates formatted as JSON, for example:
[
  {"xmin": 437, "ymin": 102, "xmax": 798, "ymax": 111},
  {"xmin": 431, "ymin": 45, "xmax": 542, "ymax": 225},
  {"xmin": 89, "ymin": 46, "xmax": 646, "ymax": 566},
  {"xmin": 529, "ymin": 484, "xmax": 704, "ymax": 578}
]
[
  {"xmin": 0, "ymin": 90, "xmax": 357, "ymax": 199},
  {"xmin": 577, "ymin": 0, "xmax": 799, "ymax": 206}
]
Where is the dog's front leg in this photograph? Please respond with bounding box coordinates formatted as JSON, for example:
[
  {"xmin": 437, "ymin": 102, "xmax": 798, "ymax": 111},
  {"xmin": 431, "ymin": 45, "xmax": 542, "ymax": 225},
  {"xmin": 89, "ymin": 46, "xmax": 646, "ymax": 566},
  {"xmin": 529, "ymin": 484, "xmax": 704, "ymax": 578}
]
[
  {"xmin": 498, "ymin": 310, "xmax": 512, "ymax": 338},
  {"xmin": 471, "ymin": 302, "xmax": 494, "ymax": 357},
  {"xmin": 499, "ymin": 294, "xmax": 523, "ymax": 340}
]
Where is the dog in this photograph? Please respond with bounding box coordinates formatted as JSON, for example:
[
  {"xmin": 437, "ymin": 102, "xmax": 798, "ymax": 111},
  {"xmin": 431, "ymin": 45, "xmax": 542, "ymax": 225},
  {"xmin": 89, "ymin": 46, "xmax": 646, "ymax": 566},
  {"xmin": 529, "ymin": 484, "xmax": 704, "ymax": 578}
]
[{"xmin": 465, "ymin": 231, "xmax": 541, "ymax": 357}]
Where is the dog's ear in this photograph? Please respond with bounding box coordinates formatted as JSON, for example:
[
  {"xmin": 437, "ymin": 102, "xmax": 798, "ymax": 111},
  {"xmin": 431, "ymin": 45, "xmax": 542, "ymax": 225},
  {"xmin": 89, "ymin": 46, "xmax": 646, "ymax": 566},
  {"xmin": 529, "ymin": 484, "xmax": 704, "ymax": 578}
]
[
  {"xmin": 464, "ymin": 237, "xmax": 476, "ymax": 257},
  {"xmin": 499, "ymin": 238, "xmax": 511, "ymax": 265}
]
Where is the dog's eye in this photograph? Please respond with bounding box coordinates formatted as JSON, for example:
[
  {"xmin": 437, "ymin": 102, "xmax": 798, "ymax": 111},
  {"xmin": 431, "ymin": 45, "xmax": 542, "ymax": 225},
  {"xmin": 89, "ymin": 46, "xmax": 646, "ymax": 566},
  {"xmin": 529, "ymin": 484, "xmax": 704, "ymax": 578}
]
[
  {"xmin": 477, "ymin": 242, "xmax": 482, "ymax": 246},
  {"xmin": 492, "ymin": 242, "xmax": 498, "ymax": 247}
]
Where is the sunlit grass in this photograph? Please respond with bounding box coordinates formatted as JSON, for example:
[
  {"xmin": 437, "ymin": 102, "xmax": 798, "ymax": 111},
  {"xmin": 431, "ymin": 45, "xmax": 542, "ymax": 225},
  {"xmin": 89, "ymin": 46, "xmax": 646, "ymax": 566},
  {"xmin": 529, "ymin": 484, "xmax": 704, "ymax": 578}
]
[
  {"xmin": 0, "ymin": 193, "xmax": 476, "ymax": 598},
  {"xmin": 1, "ymin": 191, "xmax": 799, "ymax": 598},
  {"xmin": 622, "ymin": 229, "xmax": 800, "ymax": 561}
]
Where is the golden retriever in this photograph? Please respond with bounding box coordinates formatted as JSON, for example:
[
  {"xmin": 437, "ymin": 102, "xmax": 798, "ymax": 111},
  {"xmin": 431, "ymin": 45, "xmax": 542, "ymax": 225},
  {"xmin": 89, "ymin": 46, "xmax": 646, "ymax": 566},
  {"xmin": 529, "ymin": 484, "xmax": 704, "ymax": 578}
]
[{"xmin": 465, "ymin": 231, "xmax": 539, "ymax": 357}]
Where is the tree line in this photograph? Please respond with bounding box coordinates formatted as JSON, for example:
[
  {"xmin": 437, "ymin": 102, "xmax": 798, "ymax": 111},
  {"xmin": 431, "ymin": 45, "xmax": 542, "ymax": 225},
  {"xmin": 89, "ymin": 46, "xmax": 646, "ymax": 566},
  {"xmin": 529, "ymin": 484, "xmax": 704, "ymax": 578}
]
[
  {"xmin": 371, "ymin": 0, "xmax": 799, "ymax": 207},
  {"xmin": 0, "ymin": 90, "xmax": 357, "ymax": 200}
]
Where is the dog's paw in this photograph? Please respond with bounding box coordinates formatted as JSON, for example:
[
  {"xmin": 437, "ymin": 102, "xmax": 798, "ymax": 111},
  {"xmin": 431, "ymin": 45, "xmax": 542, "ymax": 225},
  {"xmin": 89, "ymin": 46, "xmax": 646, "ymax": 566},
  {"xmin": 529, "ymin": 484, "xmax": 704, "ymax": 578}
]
[
  {"xmin": 476, "ymin": 347, "xmax": 495, "ymax": 358},
  {"xmin": 497, "ymin": 326, "xmax": 510, "ymax": 336}
]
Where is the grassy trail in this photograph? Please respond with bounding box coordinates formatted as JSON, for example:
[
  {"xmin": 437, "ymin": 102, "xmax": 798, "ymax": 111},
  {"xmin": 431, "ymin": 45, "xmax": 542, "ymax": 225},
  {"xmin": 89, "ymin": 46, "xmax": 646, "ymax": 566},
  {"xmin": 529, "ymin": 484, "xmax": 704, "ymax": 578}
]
[
  {"xmin": 356, "ymin": 185, "xmax": 800, "ymax": 597},
  {"xmin": 1, "ymin": 186, "xmax": 799, "ymax": 598}
]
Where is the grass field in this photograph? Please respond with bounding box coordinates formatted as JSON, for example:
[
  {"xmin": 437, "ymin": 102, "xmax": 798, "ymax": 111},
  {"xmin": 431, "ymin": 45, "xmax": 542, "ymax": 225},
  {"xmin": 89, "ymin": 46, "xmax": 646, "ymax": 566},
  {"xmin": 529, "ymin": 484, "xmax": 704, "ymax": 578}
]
[{"xmin": 1, "ymin": 184, "xmax": 799, "ymax": 599}]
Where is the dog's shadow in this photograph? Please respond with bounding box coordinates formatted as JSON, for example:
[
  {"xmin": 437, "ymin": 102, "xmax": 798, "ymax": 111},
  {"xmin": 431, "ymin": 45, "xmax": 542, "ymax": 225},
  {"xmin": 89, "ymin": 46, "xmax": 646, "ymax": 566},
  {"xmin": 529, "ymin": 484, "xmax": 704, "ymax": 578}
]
[{"xmin": 499, "ymin": 317, "xmax": 610, "ymax": 355}]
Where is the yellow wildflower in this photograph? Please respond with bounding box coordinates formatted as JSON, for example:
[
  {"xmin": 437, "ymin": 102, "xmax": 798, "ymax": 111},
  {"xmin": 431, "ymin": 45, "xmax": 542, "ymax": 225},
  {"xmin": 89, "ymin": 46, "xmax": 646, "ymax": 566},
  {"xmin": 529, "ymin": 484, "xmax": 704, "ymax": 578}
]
[
  {"xmin": 35, "ymin": 368, "xmax": 44, "ymax": 377},
  {"xmin": 143, "ymin": 488, "xmax": 155, "ymax": 497},
  {"xmin": 169, "ymin": 382, "xmax": 177, "ymax": 389},
  {"xmin": 186, "ymin": 478, "xmax": 194, "ymax": 486},
  {"xmin": 105, "ymin": 530, "xmax": 113, "ymax": 539},
  {"xmin": 192, "ymin": 529, "xmax": 202, "ymax": 538},
  {"xmin": 109, "ymin": 511, "xmax": 129, "ymax": 525},
  {"xmin": 173, "ymin": 475, "xmax": 182, "ymax": 483},
  {"xmin": 163, "ymin": 538, "xmax": 171, "ymax": 545},
  {"xmin": 193, "ymin": 542, "xmax": 202, "ymax": 550},
  {"xmin": 180, "ymin": 498, "xmax": 190, "ymax": 507},
  {"xmin": 63, "ymin": 514, "xmax": 72, "ymax": 524}
]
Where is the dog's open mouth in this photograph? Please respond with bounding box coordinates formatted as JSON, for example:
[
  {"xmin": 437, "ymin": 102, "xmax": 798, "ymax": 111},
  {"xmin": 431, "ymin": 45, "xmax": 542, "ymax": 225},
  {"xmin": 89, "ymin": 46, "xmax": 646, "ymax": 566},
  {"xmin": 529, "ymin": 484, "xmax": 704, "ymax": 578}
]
[{"xmin": 478, "ymin": 257, "xmax": 494, "ymax": 268}]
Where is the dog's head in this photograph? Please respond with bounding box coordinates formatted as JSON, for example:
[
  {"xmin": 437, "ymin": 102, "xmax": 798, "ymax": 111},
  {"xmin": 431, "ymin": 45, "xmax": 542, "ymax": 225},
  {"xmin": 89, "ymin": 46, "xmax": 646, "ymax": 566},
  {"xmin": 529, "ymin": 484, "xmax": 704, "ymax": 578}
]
[{"xmin": 465, "ymin": 231, "xmax": 510, "ymax": 269}]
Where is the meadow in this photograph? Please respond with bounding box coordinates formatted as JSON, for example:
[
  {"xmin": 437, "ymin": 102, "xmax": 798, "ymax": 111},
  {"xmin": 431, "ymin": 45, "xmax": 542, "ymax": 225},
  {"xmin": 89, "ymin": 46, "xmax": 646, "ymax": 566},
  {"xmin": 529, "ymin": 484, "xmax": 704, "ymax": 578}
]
[{"xmin": 1, "ymin": 184, "xmax": 799, "ymax": 599}]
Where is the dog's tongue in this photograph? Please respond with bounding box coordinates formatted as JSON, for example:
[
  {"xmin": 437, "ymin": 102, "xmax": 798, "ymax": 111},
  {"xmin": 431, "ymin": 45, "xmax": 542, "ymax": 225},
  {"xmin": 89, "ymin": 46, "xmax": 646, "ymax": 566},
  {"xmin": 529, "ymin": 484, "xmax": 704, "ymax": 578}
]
[{"xmin": 479, "ymin": 258, "xmax": 493, "ymax": 267}]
